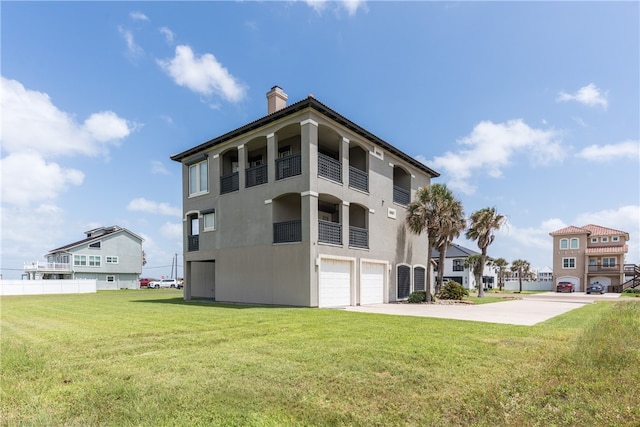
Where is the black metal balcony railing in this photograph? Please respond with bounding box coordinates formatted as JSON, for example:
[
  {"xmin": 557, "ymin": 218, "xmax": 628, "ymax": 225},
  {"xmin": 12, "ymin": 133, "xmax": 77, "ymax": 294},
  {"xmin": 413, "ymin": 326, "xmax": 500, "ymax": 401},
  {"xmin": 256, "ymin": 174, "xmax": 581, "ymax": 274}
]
[
  {"xmin": 453, "ymin": 266, "xmax": 464, "ymax": 272},
  {"xmin": 276, "ymin": 153, "xmax": 302, "ymax": 180},
  {"xmin": 349, "ymin": 226, "xmax": 368, "ymax": 249},
  {"xmin": 220, "ymin": 171, "xmax": 239, "ymax": 194},
  {"xmin": 246, "ymin": 164, "xmax": 268, "ymax": 188},
  {"xmin": 273, "ymin": 220, "xmax": 302, "ymax": 243},
  {"xmin": 319, "ymin": 220, "xmax": 342, "ymax": 245},
  {"xmin": 393, "ymin": 185, "xmax": 410, "ymax": 206},
  {"xmin": 318, "ymin": 153, "xmax": 342, "ymax": 183},
  {"xmin": 349, "ymin": 166, "xmax": 368, "ymax": 192},
  {"xmin": 187, "ymin": 235, "xmax": 199, "ymax": 252},
  {"xmin": 588, "ymin": 264, "xmax": 619, "ymax": 272}
]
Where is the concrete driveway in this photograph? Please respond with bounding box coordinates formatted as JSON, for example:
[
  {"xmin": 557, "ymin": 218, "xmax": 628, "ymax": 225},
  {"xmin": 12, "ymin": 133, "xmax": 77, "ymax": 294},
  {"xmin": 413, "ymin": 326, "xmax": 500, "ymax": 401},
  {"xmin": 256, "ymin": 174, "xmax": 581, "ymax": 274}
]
[{"xmin": 343, "ymin": 292, "xmax": 621, "ymax": 326}]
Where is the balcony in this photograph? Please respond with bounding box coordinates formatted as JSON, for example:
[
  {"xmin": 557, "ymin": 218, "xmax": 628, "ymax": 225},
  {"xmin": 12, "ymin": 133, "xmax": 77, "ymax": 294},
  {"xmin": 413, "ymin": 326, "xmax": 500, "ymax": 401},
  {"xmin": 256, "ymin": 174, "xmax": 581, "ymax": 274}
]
[
  {"xmin": 319, "ymin": 220, "xmax": 342, "ymax": 245},
  {"xmin": 24, "ymin": 261, "xmax": 71, "ymax": 273},
  {"xmin": 220, "ymin": 171, "xmax": 239, "ymax": 194},
  {"xmin": 349, "ymin": 226, "xmax": 368, "ymax": 249},
  {"xmin": 588, "ymin": 264, "xmax": 620, "ymax": 273},
  {"xmin": 273, "ymin": 220, "xmax": 302, "ymax": 243},
  {"xmin": 187, "ymin": 235, "xmax": 199, "ymax": 252},
  {"xmin": 276, "ymin": 153, "xmax": 302, "ymax": 180},
  {"xmin": 393, "ymin": 185, "xmax": 410, "ymax": 206},
  {"xmin": 318, "ymin": 153, "xmax": 342, "ymax": 183},
  {"xmin": 349, "ymin": 166, "xmax": 368, "ymax": 192},
  {"xmin": 246, "ymin": 164, "xmax": 268, "ymax": 188}
]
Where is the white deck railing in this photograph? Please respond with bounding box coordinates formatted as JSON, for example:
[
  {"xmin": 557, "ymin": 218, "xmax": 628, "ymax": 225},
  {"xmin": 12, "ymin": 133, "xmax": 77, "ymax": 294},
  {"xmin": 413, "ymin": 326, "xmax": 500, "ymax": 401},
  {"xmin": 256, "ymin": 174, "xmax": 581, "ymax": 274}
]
[{"xmin": 23, "ymin": 261, "xmax": 71, "ymax": 272}]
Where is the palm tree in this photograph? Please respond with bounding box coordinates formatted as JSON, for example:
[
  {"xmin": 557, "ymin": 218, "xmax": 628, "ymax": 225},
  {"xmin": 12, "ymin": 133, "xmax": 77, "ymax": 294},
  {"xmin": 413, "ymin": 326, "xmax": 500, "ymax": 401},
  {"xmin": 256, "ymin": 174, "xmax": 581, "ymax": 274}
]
[
  {"xmin": 491, "ymin": 257, "xmax": 508, "ymax": 292},
  {"xmin": 510, "ymin": 259, "xmax": 532, "ymax": 293},
  {"xmin": 464, "ymin": 254, "xmax": 484, "ymax": 291},
  {"xmin": 465, "ymin": 207, "xmax": 506, "ymax": 297},
  {"xmin": 406, "ymin": 183, "xmax": 465, "ymax": 301}
]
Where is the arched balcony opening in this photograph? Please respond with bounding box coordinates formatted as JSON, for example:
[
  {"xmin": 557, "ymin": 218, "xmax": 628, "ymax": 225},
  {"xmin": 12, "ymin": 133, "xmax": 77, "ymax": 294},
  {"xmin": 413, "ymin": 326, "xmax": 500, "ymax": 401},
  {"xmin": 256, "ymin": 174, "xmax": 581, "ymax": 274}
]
[
  {"xmin": 348, "ymin": 144, "xmax": 368, "ymax": 192},
  {"xmin": 317, "ymin": 125, "xmax": 342, "ymax": 183},
  {"xmin": 272, "ymin": 193, "xmax": 302, "ymax": 243},
  {"xmin": 318, "ymin": 194, "xmax": 342, "ymax": 245},
  {"xmin": 275, "ymin": 124, "xmax": 302, "ymax": 180},
  {"xmin": 348, "ymin": 203, "xmax": 368, "ymax": 249},
  {"xmin": 392, "ymin": 165, "xmax": 411, "ymax": 206},
  {"xmin": 245, "ymin": 136, "xmax": 268, "ymax": 188},
  {"xmin": 220, "ymin": 149, "xmax": 239, "ymax": 194}
]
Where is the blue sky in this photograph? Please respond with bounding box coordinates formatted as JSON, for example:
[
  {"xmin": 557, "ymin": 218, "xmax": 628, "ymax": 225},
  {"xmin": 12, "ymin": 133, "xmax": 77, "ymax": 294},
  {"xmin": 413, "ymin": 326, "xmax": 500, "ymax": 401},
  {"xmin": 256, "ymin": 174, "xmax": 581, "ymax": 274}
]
[{"xmin": 1, "ymin": 1, "xmax": 639, "ymax": 280}]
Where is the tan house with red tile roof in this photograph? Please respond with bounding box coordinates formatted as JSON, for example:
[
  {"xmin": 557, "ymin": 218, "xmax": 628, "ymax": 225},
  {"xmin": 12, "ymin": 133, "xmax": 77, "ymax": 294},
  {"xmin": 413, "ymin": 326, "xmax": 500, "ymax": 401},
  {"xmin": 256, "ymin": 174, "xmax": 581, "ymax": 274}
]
[{"xmin": 549, "ymin": 224, "xmax": 633, "ymax": 292}]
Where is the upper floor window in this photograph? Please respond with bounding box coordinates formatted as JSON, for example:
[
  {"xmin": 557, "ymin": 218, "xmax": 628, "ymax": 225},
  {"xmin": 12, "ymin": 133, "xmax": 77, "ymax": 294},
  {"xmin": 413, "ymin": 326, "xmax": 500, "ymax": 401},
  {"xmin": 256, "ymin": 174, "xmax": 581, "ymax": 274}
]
[
  {"xmin": 88, "ymin": 256, "xmax": 101, "ymax": 267},
  {"xmin": 601, "ymin": 237, "xmax": 608, "ymax": 243},
  {"xmin": 562, "ymin": 257, "xmax": 576, "ymax": 269},
  {"xmin": 106, "ymin": 256, "xmax": 118, "ymax": 264},
  {"xmin": 89, "ymin": 241, "xmax": 101, "ymax": 249},
  {"xmin": 570, "ymin": 238, "xmax": 579, "ymax": 249},
  {"xmin": 74, "ymin": 255, "xmax": 87, "ymax": 266},
  {"xmin": 612, "ymin": 236, "xmax": 619, "ymax": 242},
  {"xmin": 203, "ymin": 209, "xmax": 216, "ymax": 231},
  {"xmin": 559, "ymin": 239, "xmax": 568, "ymax": 249},
  {"xmin": 602, "ymin": 257, "xmax": 616, "ymax": 267},
  {"xmin": 453, "ymin": 259, "xmax": 464, "ymax": 271},
  {"xmin": 188, "ymin": 158, "xmax": 208, "ymax": 196},
  {"xmin": 591, "ymin": 237, "xmax": 598, "ymax": 243}
]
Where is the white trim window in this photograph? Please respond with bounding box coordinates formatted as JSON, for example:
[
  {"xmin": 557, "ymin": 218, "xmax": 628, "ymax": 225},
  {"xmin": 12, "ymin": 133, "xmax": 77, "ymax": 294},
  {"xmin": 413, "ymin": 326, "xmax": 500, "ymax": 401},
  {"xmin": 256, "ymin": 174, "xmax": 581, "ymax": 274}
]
[
  {"xmin": 74, "ymin": 255, "xmax": 87, "ymax": 266},
  {"xmin": 591, "ymin": 237, "xmax": 598, "ymax": 243},
  {"xmin": 203, "ymin": 210, "xmax": 216, "ymax": 231},
  {"xmin": 570, "ymin": 238, "xmax": 579, "ymax": 249},
  {"xmin": 602, "ymin": 257, "xmax": 616, "ymax": 268},
  {"xmin": 106, "ymin": 256, "xmax": 119, "ymax": 264},
  {"xmin": 106, "ymin": 275, "xmax": 115, "ymax": 283},
  {"xmin": 601, "ymin": 237, "xmax": 609, "ymax": 243},
  {"xmin": 559, "ymin": 238, "xmax": 568, "ymax": 249},
  {"xmin": 189, "ymin": 158, "xmax": 209, "ymax": 196},
  {"xmin": 88, "ymin": 255, "xmax": 101, "ymax": 267},
  {"xmin": 612, "ymin": 236, "xmax": 619, "ymax": 242},
  {"xmin": 562, "ymin": 257, "xmax": 576, "ymax": 269}
]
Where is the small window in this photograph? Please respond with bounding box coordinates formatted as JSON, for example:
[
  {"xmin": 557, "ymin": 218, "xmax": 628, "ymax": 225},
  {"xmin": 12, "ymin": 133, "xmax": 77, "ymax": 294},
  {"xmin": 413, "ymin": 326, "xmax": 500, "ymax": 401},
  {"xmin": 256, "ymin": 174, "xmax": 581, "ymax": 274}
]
[
  {"xmin": 106, "ymin": 256, "xmax": 119, "ymax": 264},
  {"xmin": 612, "ymin": 236, "xmax": 619, "ymax": 242},
  {"xmin": 88, "ymin": 255, "xmax": 101, "ymax": 267},
  {"xmin": 189, "ymin": 159, "xmax": 209, "ymax": 196},
  {"xmin": 601, "ymin": 237, "xmax": 608, "ymax": 242},
  {"xmin": 106, "ymin": 275, "xmax": 115, "ymax": 283},
  {"xmin": 74, "ymin": 255, "xmax": 87, "ymax": 266},
  {"xmin": 278, "ymin": 146, "xmax": 291, "ymax": 158},
  {"xmin": 203, "ymin": 211, "xmax": 216, "ymax": 231},
  {"xmin": 570, "ymin": 238, "xmax": 579, "ymax": 249},
  {"xmin": 89, "ymin": 241, "xmax": 101, "ymax": 249},
  {"xmin": 249, "ymin": 155, "xmax": 263, "ymax": 167},
  {"xmin": 559, "ymin": 239, "xmax": 568, "ymax": 249},
  {"xmin": 562, "ymin": 257, "xmax": 576, "ymax": 269}
]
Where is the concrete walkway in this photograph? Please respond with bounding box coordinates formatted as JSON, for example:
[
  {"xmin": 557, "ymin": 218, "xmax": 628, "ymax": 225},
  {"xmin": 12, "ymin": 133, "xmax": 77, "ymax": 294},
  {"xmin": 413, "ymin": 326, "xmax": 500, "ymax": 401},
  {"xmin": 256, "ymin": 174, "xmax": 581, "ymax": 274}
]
[{"xmin": 343, "ymin": 292, "xmax": 621, "ymax": 326}]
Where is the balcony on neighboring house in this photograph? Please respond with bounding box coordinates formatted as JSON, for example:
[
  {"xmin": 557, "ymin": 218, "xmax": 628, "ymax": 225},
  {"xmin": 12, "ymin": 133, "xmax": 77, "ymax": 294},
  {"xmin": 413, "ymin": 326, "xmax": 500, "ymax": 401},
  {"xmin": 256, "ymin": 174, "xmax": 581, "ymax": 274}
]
[
  {"xmin": 319, "ymin": 220, "xmax": 342, "ymax": 245},
  {"xmin": 273, "ymin": 220, "xmax": 302, "ymax": 243},
  {"xmin": 187, "ymin": 235, "xmax": 199, "ymax": 252},
  {"xmin": 393, "ymin": 185, "xmax": 410, "ymax": 206},
  {"xmin": 23, "ymin": 261, "xmax": 71, "ymax": 273},
  {"xmin": 349, "ymin": 226, "xmax": 368, "ymax": 249},
  {"xmin": 245, "ymin": 164, "xmax": 268, "ymax": 188},
  {"xmin": 220, "ymin": 171, "xmax": 239, "ymax": 194},
  {"xmin": 276, "ymin": 153, "xmax": 302, "ymax": 180},
  {"xmin": 318, "ymin": 152, "xmax": 342, "ymax": 183}
]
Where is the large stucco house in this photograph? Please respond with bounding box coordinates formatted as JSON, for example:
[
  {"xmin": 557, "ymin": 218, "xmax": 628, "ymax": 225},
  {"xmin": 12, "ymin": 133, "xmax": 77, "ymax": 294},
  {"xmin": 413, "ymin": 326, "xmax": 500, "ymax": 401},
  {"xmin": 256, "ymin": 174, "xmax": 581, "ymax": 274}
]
[
  {"xmin": 549, "ymin": 224, "xmax": 638, "ymax": 292},
  {"xmin": 170, "ymin": 87, "xmax": 439, "ymax": 307},
  {"xmin": 23, "ymin": 226, "xmax": 144, "ymax": 290}
]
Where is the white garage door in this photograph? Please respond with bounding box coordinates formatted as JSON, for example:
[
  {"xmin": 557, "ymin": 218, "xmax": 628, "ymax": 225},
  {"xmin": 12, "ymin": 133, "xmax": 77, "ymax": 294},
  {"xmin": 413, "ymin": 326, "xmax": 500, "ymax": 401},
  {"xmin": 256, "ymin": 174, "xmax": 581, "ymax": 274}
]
[
  {"xmin": 361, "ymin": 262, "xmax": 385, "ymax": 305},
  {"xmin": 319, "ymin": 258, "xmax": 352, "ymax": 307}
]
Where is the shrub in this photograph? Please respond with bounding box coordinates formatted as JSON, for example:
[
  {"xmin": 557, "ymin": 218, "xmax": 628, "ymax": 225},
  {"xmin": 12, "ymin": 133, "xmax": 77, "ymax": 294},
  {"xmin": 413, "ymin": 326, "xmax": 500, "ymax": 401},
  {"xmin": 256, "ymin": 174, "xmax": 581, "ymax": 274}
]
[
  {"xmin": 408, "ymin": 291, "xmax": 426, "ymax": 303},
  {"xmin": 438, "ymin": 281, "xmax": 469, "ymax": 300},
  {"xmin": 622, "ymin": 288, "xmax": 640, "ymax": 295}
]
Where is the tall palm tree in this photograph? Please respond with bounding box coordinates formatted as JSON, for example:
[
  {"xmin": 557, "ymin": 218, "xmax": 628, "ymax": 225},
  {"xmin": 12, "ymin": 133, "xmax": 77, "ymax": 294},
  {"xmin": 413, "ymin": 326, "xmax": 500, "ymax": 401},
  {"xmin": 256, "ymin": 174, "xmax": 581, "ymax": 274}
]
[
  {"xmin": 465, "ymin": 207, "xmax": 506, "ymax": 297},
  {"xmin": 491, "ymin": 257, "xmax": 508, "ymax": 291},
  {"xmin": 464, "ymin": 254, "xmax": 484, "ymax": 291},
  {"xmin": 510, "ymin": 259, "xmax": 532, "ymax": 293},
  {"xmin": 406, "ymin": 183, "xmax": 465, "ymax": 301}
]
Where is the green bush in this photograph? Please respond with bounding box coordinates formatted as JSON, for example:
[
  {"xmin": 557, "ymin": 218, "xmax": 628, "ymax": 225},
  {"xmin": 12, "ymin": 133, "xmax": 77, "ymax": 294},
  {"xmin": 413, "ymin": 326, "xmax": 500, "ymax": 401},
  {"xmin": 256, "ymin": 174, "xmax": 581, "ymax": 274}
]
[
  {"xmin": 408, "ymin": 291, "xmax": 426, "ymax": 303},
  {"xmin": 622, "ymin": 288, "xmax": 640, "ymax": 295},
  {"xmin": 438, "ymin": 281, "xmax": 469, "ymax": 300}
]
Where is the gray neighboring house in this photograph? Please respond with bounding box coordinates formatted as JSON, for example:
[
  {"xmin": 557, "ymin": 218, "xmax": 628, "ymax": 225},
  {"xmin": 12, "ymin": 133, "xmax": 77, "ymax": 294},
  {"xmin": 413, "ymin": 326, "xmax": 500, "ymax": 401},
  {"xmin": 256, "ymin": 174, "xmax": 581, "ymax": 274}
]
[
  {"xmin": 170, "ymin": 87, "xmax": 440, "ymax": 307},
  {"xmin": 431, "ymin": 243, "xmax": 497, "ymax": 290},
  {"xmin": 24, "ymin": 226, "xmax": 144, "ymax": 290}
]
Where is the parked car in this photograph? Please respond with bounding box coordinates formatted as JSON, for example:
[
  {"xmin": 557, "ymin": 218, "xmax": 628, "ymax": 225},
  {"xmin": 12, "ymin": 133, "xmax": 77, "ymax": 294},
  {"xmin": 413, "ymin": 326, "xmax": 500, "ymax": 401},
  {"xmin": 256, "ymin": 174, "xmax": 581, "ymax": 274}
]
[
  {"xmin": 556, "ymin": 282, "xmax": 574, "ymax": 293},
  {"xmin": 139, "ymin": 278, "xmax": 153, "ymax": 288},
  {"xmin": 148, "ymin": 278, "xmax": 178, "ymax": 289},
  {"xmin": 176, "ymin": 279, "xmax": 184, "ymax": 289},
  {"xmin": 586, "ymin": 283, "xmax": 604, "ymax": 295}
]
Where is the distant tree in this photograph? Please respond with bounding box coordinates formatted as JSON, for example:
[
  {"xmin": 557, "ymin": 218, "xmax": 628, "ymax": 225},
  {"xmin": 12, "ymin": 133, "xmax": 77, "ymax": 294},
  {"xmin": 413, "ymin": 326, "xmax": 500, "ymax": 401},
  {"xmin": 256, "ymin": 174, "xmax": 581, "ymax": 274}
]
[
  {"xmin": 510, "ymin": 259, "xmax": 532, "ymax": 293},
  {"xmin": 464, "ymin": 254, "xmax": 484, "ymax": 291},
  {"xmin": 491, "ymin": 257, "xmax": 509, "ymax": 292},
  {"xmin": 465, "ymin": 207, "xmax": 506, "ymax": 297}
]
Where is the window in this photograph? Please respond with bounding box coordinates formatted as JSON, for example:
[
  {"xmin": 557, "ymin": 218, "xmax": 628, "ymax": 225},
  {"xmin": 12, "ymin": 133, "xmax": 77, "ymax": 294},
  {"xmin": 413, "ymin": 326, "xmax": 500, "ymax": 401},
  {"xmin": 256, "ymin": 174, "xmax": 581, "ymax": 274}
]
[
  {"xmin": 106, "ymin": 275, "xmax": 115, "ymax": 283},
  {"xmin": 203, "ymin": 210, "xmax": 215, "ymax": 231},
  {"xmin": 570, "ymin": 238, "xmax": 579, "ymax": 249},
  {"xmin": 603, "ymin": 257, "xmax": 616, "ymax": 268},
  {"xmin": 591, "ymin": 237, "xmax": 598, "ymax": 243},
  {"xmin": 612, "ymin": 236, "xmax": 619, "ymax": 242},
  {"xmin": 74, "ymin": 255, "xmax": 87, "ymax": 266},
  {"xmin": 559, "ymin": 239, "xmax": 568, "ymax": 249},
  {"xmin": 89, "ymin": 241, "xmax": 101, "ymax": 249},
  {"xmin": 453, "ymin": 259, "xmax": 464, "ymax": 271},
  {"xmin": 278, "ymin": 146, "xmax": 291, "ymax": 158},
  {"xmin": 189, "ymin": 159, "xmax": 208, "ymax": 196},
  {"xmin": 562, "ymin": 257, "xmax": 576, "ymax": 269},
  {"xmin": 601, "ymin": 237, "xmax": 608, "ymax": 243},
  {"xmin": 88, "ymin": 256, "xmax": 101, "ymax": 267},
  {"xmin": 106, "ymin": 256, "xmax": 119, "ymax": 264}
]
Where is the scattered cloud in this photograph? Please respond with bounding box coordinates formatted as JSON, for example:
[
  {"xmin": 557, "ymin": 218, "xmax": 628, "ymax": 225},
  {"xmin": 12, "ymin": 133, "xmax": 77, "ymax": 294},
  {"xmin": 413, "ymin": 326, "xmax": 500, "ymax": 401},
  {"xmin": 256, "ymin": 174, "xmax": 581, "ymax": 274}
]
[
  {"xmin": 576, "ymin": 140, "xmax": 640, "ymax": 162},
  {"xmin": 577, "ymin": 205, "xmax": 640, "ymax": 263},
  {"xmin": 1, "ymin": 77, "xmax": 134, "ymax": 158},
  {"xmin": 421, "ymin": 119, "xmax": 563, "ymax": 194},
  {"xmin": 159, "ymin": 26, "xmax": 175, "ymax": 44},
  {"xmin": 118, "ymin": 26, "xmax": 144, "ymax": 57},
  {"xmin": 130, "ymin": 11, "xmax": 149, "ymax": 21},
  {"xmin": 157, "ymin": 45, "xmax": 247, "ymax": 103},
  {"xmin": 305, "ymin": 0, "xmax": 368, "ymax": 16},
  {"xmin": 151, "ymin": 160, "xmax": 171, "ymax": 175},
  {"xmin": 557, "ymin": 83, "xmax": 608, "ymax": 109},
  {"xmin": 160, "ymin": 222, "xmax": 183, "ymax": 246},
  {"xmin": 127, "ymin": 198, "xmax": 182, "ymax": 217}
]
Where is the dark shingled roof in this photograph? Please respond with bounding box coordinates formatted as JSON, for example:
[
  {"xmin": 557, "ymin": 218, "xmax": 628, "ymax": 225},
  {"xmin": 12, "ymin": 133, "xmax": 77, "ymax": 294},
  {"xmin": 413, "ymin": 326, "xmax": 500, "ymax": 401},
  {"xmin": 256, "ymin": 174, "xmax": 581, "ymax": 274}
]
[
  {"xmin": 47, "ymin": 226, "xmax": 143, "ymax": 254},
  {"xmin": 431, "ymin": 243, "xmax": 481, "ymax": 259},
  {"xmin": 170, "ymin": 95, "xmax": 440, "ymax": 178}
]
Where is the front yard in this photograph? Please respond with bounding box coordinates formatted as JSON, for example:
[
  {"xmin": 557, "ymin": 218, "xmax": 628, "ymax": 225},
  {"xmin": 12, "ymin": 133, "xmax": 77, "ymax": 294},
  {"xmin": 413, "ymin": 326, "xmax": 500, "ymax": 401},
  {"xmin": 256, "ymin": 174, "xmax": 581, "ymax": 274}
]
[{"xmin": 1, "ymin": 290, "xmax": 639, "ymax": 426}]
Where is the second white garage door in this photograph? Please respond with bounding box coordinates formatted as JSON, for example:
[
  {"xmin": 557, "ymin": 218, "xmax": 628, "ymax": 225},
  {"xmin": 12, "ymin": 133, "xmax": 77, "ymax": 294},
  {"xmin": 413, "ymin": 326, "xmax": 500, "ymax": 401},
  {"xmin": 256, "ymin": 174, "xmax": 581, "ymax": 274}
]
[
  {"xmin": 360, "ymin": 262, "xmax": 385, "ymax": 305},
  {"xmin": 319, "ymin": 258, "xmax": 352, "ymax": 308}
]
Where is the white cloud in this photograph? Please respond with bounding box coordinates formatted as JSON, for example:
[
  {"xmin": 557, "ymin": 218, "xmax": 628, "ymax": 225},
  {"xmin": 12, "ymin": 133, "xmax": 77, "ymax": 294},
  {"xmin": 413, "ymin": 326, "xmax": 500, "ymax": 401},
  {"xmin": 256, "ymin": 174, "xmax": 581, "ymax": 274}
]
[
  {"xmin": 305, "ymin": 0, "xmax": 367, "ymax": 16},
  {"xmin": 130, "ymin": 11, "xmax": 149, "ymax": 21},
  {"xmin": 127, "ymin": 198, "xmax": 182, "ymax": 217},
  {"xmin": 423, "ymin": 119, "xmax": 563, "ymax": 194},
  {"xmin": 0, "ymin": 77, "xmax": 134, "ymax": 158},
  {"xmin": 157, "ymin": 45, "xmax": 247, "ymax": 102},
  {"xmin": 557, "ymin": 83, "xmax": 608, "ymax": 109},
  {"xmin": 576, "ymin": 140, "xmax": 640, "ymax": 162},
  {"xmin": 151, "ymin": 160, "xmax": 170, "ymax": 175},
  {"xmin": 0, "ymin": 152, "xmax": 84, "ymax": 206},
  {"xmin": 118, "ymin": 26, "xmax": 143, "ymax": 56},
  {"xmin": 159, "ymin": 26, "xmax": 175, "ymax": 44},
  {"xmin": 160, "ymin": 222, "xmax": 183, "ymax": 245}
]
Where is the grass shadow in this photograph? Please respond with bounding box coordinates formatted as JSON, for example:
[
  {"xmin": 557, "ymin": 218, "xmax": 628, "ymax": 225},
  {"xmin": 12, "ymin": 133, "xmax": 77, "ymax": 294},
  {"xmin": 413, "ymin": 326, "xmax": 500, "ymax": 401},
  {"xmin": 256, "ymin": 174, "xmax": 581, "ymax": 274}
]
[{"xmin": 130, "ymin": 297, "xmax": 298, "ymax": 310}]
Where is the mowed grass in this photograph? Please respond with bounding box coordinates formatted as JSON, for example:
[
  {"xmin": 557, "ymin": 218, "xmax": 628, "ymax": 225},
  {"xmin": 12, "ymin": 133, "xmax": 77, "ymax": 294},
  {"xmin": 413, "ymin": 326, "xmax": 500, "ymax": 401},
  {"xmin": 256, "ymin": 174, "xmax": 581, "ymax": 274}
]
[{"xmin": 2, "ymin": 291, "xmax": 639, "ymax": 426}]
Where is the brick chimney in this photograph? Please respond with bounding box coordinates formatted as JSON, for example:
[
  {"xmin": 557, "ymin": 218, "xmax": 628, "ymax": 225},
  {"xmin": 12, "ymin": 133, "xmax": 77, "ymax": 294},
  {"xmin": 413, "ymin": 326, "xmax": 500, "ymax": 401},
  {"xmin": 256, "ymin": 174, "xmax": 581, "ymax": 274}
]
[{"xmin": 266, "ymin": 86, "xmax": 288, "ymax": 114}]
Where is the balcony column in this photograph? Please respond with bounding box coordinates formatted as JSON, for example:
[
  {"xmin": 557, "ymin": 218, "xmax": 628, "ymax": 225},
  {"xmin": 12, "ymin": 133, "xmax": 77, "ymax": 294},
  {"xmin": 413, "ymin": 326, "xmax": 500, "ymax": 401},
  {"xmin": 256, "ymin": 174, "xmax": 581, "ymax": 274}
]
[
  {"xmin": 301, "ymin": 191, "xmax": 318, "ymax": 244},
  {"xmin": 341, "ymin": 137, "xmax": 349, "ymax": 185},
  {"xmin": 301, "ymin": 119, "xmax": 318, "ymax": 187},
  {"xmin": 237, "ymin": 144, "xmax": 246, "ymax": 190},
  {"xmin": 342, "ymin": 201, "xmax": 350, "ymax": 247},
  {"xmin": 211, "ymin": 153, "xmax": 221, "ymax": 196},
  {"xmin": 267, "ymin": 133, "xmax": 276, "ymax": 183}
]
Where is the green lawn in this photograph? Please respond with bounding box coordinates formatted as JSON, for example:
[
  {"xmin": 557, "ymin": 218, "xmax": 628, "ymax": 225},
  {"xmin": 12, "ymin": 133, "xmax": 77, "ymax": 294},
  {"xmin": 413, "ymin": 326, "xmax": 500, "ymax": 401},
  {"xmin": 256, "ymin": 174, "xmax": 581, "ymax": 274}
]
[{"xmin": 2, "ymin": 290, "xmax": 639, "ymax": 426}]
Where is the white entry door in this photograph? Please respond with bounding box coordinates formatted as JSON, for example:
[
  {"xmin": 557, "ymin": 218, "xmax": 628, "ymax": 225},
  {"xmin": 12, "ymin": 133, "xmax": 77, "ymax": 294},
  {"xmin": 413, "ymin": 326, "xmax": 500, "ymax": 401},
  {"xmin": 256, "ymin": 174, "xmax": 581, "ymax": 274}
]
[
  {"xmin": 360, "ymin": 262, "xmax": 385, "ymax": 305},
  {"xmin": 319, "ymin": 258, "xmax": 352, "ymax": 307}
]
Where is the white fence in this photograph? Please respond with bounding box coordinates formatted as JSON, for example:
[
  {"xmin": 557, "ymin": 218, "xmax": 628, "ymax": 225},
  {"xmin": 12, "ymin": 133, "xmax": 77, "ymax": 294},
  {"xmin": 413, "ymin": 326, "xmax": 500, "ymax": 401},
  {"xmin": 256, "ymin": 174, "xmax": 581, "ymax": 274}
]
[
  {"xmin": 0, "ymin": 279, "xmax": 97, "ymax": 296},
  {"xmin": 503, "ymin": 280, "xmax": 553, "ymax": 292}
]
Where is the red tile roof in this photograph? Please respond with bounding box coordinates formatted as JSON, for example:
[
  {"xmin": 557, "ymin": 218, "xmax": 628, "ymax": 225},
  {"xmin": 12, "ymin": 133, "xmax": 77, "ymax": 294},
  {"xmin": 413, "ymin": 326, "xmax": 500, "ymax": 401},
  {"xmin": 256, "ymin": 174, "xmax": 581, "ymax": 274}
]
[
  {"xmin": 549, "ymin": 226, "xmax": 590, "ymax": 236},
  {"xmin": 550, "ymin": 224, "xmax": 630, "ymax": 240}
]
